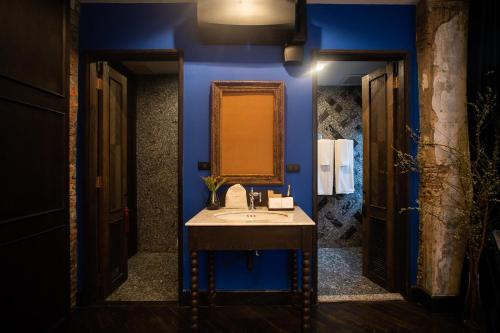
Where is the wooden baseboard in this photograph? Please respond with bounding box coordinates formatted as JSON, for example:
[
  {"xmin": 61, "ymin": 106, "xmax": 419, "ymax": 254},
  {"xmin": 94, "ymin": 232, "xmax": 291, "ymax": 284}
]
[
  {"xmin": 179, "ymin": 291, "xmax": 299, "ymax": 306},
  {"xmin": 409, "ymin": 286, "xmax": 462, "ymax": 313}
]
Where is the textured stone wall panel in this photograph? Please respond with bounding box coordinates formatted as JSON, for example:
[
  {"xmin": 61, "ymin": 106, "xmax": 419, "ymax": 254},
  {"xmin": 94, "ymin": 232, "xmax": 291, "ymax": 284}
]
[
  {"xmin": 317, "ymin": 86, "xmax": 363, "ymax": 248},
  {"xmin": 136, "ymin": 76, "xmax": 179, "ymax": 252}
]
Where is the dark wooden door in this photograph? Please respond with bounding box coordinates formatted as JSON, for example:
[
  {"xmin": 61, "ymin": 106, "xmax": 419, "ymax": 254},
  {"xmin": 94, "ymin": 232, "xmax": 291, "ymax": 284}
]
[
  {"xmin": 93, "ymin": 62, "xmax": 129, "ymax": 298},
  {"xmin": 0, "ymin": 0, "xmax": 69, "ymax": 331},
  {"xmin": 362, "ymin": 63, "xmax": 397, "ymax": 291}
]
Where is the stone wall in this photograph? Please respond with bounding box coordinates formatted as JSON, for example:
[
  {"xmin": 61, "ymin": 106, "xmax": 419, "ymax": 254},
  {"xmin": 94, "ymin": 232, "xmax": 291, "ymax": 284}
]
[
  {"xmin": 317, "ymin": 86, "xmax": 363, "ymax": 248},
  {"xmin": 69, "ymin": 0, "xmax": 79, "ymax": 308},
  {"xmin": 416, "ymin": 0, "xmax": 469, "ymax": 296},
  {"xmin": 136, "ymin": 75, "xmax": 178, "ymax": 252}
]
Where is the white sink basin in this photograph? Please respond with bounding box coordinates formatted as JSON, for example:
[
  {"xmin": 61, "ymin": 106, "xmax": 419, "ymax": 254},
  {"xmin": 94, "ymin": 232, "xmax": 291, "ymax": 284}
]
[{"xmin": 214, "ymin": 211, "xmax": 290, "ymax": 222}]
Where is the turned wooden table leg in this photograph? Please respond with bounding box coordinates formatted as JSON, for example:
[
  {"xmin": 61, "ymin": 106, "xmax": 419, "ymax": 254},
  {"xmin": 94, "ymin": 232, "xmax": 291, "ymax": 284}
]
[
  {"xmin": 208, "ymin": 251, "xmax": 216, "ymax": 307},
  {"xmin": 292, "ymin": 250, "xmax": 298, "ymax": 301},
  {"xmin": 190, "ymin": 250, "xmax": 199, "ymax": 331},
  {"xmin": 302, "ymin": 251, "xmax": 311, "ymax": 332}
]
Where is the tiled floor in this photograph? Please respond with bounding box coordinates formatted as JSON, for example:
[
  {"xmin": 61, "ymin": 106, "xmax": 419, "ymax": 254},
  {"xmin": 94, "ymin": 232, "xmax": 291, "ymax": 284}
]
[
  {"xmin": 107, "ymin": 252, "xmax": 177, "ymax": 301},
  {"xmin": 109, "ymin": 248, "xmax": 398, "ymax": 302},
  {"xmin": 318, "ymin": 247, "xmax": 401, "ymax": 301}
]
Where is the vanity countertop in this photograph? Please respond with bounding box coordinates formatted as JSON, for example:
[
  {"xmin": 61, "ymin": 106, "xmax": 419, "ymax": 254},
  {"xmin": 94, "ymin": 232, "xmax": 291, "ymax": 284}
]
[{"xmin": 186, "ymin": 206, "xmax": 315, "ymax": 227}]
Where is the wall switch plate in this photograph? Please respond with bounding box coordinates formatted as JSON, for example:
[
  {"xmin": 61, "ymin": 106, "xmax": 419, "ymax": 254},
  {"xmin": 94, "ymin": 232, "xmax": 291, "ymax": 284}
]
[
  {"xmin": 286, "ymin": 164, "xmax": 300, "ymax": 173},
  {"xmin": 198, "ymin": 161, "xmax": 211, "ymax": 171}
]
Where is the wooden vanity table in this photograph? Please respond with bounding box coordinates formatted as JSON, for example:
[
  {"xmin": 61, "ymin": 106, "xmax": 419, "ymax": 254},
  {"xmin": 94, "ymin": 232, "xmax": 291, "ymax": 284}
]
[{"xmin": 186, "ymin": 206, "xmax": 315, "ymax": 332}]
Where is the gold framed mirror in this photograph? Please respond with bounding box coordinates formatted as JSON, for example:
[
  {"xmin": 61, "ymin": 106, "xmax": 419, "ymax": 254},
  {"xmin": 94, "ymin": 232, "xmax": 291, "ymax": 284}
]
[{"xmin": 211, "ymin": 81, "xmax": 285, "ymax": 185}]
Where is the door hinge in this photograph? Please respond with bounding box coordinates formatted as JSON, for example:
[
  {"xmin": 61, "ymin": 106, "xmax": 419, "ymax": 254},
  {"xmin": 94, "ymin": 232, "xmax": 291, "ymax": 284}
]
[
  {"xmin": 96, "ymin": 78, "xmax": 103, "ymax": 91},
  {"xmin": 96, "ymin": 176, "xmax": 103, "ymax": 189},
  {"xmin": 393, "ymin": 76, "xmax": 400, "ymax": 89}
]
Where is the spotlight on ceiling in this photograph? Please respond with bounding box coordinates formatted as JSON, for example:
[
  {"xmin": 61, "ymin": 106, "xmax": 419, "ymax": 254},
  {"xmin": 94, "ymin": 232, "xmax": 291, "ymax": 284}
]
[{"xmin": 315, "ymin": 62, "xmax": 327, "ymax": 72}]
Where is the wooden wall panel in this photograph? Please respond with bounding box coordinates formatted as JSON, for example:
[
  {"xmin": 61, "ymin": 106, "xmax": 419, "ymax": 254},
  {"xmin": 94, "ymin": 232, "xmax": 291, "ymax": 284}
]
[
  {"xmin": 0, "ymin": 99, "xmax": 65, "ymax": 221},
  {"xmin": 1, "ymin": 227, "xmax": 69, "ymax": 332},
  {"xmin": 0, "ymin": 0, "xmax": 65, "ymax": 95},
  {"xmin": 0, "ymin": 0, "xmax": 69, "ymax": 331}
]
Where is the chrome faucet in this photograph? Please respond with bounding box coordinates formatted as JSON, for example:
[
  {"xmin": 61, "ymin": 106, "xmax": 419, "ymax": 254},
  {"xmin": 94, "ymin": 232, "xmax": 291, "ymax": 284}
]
[{"xmin": 248, "ymin": 187, "xmax": 262, "ymax": 210}]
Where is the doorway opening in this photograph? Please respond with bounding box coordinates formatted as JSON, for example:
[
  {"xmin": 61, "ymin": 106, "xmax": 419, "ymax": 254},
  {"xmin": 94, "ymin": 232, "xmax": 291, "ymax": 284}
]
[
  {"xmin": 312, "ymin": 51, "xmax": 411, "ymax": 303},
  {"xmin": 81, "ymin": 50, "xmax": 183, "ymax": 304}
]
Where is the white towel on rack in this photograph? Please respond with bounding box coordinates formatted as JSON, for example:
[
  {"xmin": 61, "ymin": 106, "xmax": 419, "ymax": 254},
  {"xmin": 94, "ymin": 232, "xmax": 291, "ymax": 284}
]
[
  {"xmin": 334, "ymin": 139, "xmax": 354, "ymax": 194},
  {"xmin": 317, "ymin": 139, "xmax": 335, "ymax": 195},
  {"xmin": 336, "ymin": 139, "xmax": 351, "ymax": 166}
]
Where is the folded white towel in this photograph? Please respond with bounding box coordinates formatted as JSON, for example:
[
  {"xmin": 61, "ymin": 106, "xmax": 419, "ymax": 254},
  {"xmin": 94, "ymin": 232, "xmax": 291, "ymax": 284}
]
[
  {"xmin": 318, "ymin": 139, "xmax": 335, "ymax": 195},
  {"xmin": 318, "ymin": 139, "xmax": 334, "ymax": 166},
  {"xmin": 335, "ymin": 139, "xmax": 354, "ymax": 194},
  {"xmin": 335, "ymin": 139, "xmax": 351, "ymax": 167}
]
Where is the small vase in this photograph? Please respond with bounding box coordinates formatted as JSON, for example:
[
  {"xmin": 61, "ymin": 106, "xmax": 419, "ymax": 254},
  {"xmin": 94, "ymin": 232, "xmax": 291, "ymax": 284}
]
[{"xmin": 207, "ymin": 191, "xmax": 220, "ymax": 210}]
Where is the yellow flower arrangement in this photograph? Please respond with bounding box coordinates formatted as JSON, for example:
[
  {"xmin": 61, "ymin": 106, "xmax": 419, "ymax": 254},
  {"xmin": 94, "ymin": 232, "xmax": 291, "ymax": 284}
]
[{"xmin": 202, "ymin": 176, "xmax": 227, "ymax": 192}]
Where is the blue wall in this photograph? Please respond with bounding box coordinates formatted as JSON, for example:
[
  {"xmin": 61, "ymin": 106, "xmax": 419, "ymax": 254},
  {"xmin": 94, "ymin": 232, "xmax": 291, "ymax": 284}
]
[{"xmin": 79, "ymin": 3, "xmax": 419, "ymax": 291}]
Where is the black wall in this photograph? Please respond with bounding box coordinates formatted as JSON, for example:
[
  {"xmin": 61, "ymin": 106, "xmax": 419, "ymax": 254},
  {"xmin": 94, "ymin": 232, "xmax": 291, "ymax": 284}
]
[
  {"xmin": 467, "ymin": 1, "xmax": 500, "ymax": 332},
  {"xmin": 467, "ymin": 0, "xmax": 499, "ymax": 156}
]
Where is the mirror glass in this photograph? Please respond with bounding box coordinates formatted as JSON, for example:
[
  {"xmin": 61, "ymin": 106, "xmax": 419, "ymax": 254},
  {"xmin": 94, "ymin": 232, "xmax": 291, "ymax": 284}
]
[{"xmin": 211, "ymin": 81, "xmax": 284, "ymax": 185}]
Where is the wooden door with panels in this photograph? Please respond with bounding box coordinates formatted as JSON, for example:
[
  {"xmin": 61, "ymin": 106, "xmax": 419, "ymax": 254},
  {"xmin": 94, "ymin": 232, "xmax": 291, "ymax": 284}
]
[
  {"xmin": 361, "ymin": 63, "xmax": 399, "ymax": 291},
  {"xmin": 90, "ymin": 62, "xmax": 129, "ymax": 298}
]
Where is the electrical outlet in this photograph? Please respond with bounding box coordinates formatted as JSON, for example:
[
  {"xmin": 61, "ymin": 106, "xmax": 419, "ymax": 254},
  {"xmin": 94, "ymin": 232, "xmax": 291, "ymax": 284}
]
[{"xmin": 198, "ymin": 161, "xmax": 210, "ymax": 170}]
